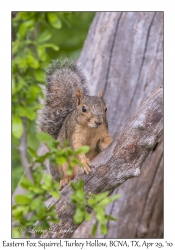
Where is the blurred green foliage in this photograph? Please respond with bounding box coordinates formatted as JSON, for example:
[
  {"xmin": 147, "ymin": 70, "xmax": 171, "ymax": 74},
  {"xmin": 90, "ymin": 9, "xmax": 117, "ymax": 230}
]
[
  {"xmin": 71, "ymin": 179, "xmax": 121, "ymax": 236},
  {"xmin": 12, "ymin": 131, "xmax": 119, "ymax": 238},
  {"xmin": 12, "ymin": 12, "xmax": 120, "ymax": 238},
  {"xmin": 12, "ymin": 132, "xmax": 90, "ymax": 238},
  {"xmin": 12, "ymin": 11, "xmax": 95, "ymax": 192}
]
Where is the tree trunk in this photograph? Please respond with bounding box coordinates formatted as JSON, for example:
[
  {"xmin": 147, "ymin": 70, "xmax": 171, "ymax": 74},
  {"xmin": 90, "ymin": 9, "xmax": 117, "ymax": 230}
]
[
  {"xmin": 39, "ymin": 85, "xmax": 163, "ymax": 238},
  {"xmin": 28, "ymin": 11, "xmax": 163, "ymax": 239},
  {"xmin": 72, "ymin": 11, "xmax": 163, "ymax": 239}
]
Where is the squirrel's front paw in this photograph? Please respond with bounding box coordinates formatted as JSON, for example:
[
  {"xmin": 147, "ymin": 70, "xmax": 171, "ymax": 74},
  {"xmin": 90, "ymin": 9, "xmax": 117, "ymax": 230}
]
[{"xmin": 81, "ymin": 157, "xmax": 91, "ymax": 174}]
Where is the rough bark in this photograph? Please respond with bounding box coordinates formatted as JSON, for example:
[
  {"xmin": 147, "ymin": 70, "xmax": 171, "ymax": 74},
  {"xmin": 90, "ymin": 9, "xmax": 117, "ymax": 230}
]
[
  {"xmin": 39, "ymin": 85, "xmax": 163, "ymax": 238},
  {"xmin": 72, "ymin": 11, "xmax": 163, "ymax": 239}
]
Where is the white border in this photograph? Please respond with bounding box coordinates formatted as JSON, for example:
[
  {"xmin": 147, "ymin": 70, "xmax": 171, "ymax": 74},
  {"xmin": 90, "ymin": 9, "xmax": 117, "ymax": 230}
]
[{"xmin": 1, "ymin": 0, "xmax": 175, "ymax": 248}]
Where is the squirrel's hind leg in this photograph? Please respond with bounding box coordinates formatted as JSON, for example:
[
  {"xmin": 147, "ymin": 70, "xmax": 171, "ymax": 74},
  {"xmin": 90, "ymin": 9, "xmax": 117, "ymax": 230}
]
[
  {"xmin": 60, "ymin": 176, "xmax": 70, "ymax": 189},
  {"xmin": 59, "ymin": 163, "xmax": 71, "ymax": 189}
]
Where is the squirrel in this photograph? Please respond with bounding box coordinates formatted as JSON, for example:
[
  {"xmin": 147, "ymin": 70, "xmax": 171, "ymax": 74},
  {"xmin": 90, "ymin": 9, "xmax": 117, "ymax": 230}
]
[{"xmin": 37, "ymin": 58, "xmax": 112, "ymax": 188}]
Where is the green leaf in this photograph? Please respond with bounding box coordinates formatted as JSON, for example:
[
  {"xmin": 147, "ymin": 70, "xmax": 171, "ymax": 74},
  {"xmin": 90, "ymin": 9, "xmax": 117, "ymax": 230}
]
[
  {"xmin": 24, "ymin": 219, "xmax": 35, "ymax": 227},
  {"xmin": 25, "ymin": 191, "xmax": 35, "ymax": 199},
  {"xmin": 53, "ymin": 181, "xmax": 60, "ymax": 190},
  {"xmin": 47, "ymin": 210, "xmax": 57, "ymax": 217},
  {"xmin": 95, "ymin": 207, "xmax": 106, "ymax": 223},
  {"xmin": 12, "ymin": 228, "xmax": 21, "ymax": 238},
  {"xmin": 67, "ymin": 167, "xmax": 73, "ymax": 175},
  {"xmin": 94, "ymin": 191, "xmax": 109, "ymax": 203},
  {"xmin": 18, "ymin": 12, "xmax": 35, "ymax": 20},
  {"xmin": 99, "ymin": 194, "xmax": 121, "ymax": 207},
  {"xmin": 106, "ymin": 214, "xmax": 117, "ymax": 221},
  {"xmin": 15, "ymin": 195, "xmax": 32, "ymax": 205},
  {"xmin": 91, "ymin": 221, "xmax": 98, "ymax": 236},
  {"xmin": 36, "ymin": 220, "xmax": 49, "ymax": 230},
  {"xmin": 32, "ymin": 167, "xmax": 43, "ymax": 184},
  {"xmin": 30, "ymin": 197, "xmax": 43, "ymax": 210},
  {"xmin": 75, "ymin": 146, "xmax": 90, "ymax": 154},
  {"xmin": 19, "ymin": 23, "xmax": 27, "ymax": 38},
  {"xmin": 43, "ymin": 43, "xmax": 59, "ymax": 51},
  {"xmin": 33, "ymin": 104, "xmax": 44, "ymax": 110},
  {"xmin": 13, "ymin": 56, "xmax": 29, "ymax": 72},
  {"xmin": 48, "ymin": 218, "xmax": 60, "ymax": 223},
  {"xmin": 24, "ymin": 40, "xmax": 35, "ymax": 46},
  {"xmin": 71, "ymin": 188, "xmax": 85, "ymax": 204},
  {"xmin": 15, "ymin": 106, "xmax": 26, "ymax": 117},
  {"xmin": 37, "ymin": 45, "xmax": 46, "ymax": 61},
  {"xmin": 36, "ymin": 203, "xmax": 46, "ymax": 219},
  {"xmin": 37, "ymin": 132, "xmax": 54, "ymax": 148},
  {"xmin": 71, "ymin": 190, "xmax": 85, "ymax": 205},
  {"xmin": 69, "ymin": 161, "xmax": 75, "ymax": 168},
  {"xmin": 110, "ymin": 193, "xmax": 121, "ymax": 201},
  {"xmin": 75, "ymin": 190, "xmax": 85, "ymax": 202},
  {"xmin": 23, "ymin": 19, "xmax": 35, "ymax": 28},
  {"xmin": 47, "ymin": 13, "xmax": 62, "ymax": 29},
  {"xmin": 16, "ymin": 106, "xmax": 36, "ymax": 120},
  {"xmin": 28, "ymin": 85, "xmax": 42, "ymax": 100},
  {"xmin": 71, "ymin": 179, "xmax": 83, "ymax": 191},
  {"xmin": 72, "ymin": 158, "xmax": 82, "ymax": 165},
  {"xmin": 44, "ymin": 174, "xmax": 52, "ymax": 187},
  {"xmin": 37, "ymin": 30, "xmax": 52, "ymax": 43},
  {"xmin": 29, "ymin": 186, "xmax": 44, "ymax": 194},
  {"xmin": 13, "ymin": 75, "xmax": 26, "ymax": 94},
  {"xmin": 52, "ymin": 140, "xmax": 60, "ymax": 149},
  {"xmin": 76, "ymin": 179, "xmax": 83, "ymax": 189},
  {"xmin": 12, "ymin": 205, "xmax": 29, "ymax": 217},
  {"xmin": 50, "ymin": 191, "xmax": 60, "ymax": 199},
  {"xmin": 34, "ymin": 69, "xmax": 45, "ymax": 82},
  {"xmin": 12, "ymin": 116, "xmax": 23, "ymax": 139},
  {"xmin": 85, "ymin": 212, "xmax": 91, "ymax": 221},
  {"xmin": 28, "ymin": 147, "xmax": 37, "ymax": 158},
  {"xmin": 12, "ymin": 77, "xmax": 15, "ymax": 94},
  {"xmin": 29, "ymin": 214, "xmax": 39, "ymax": 222},
  {"xmin": 101, "ymin": 224, "xmax": 107, "ymax": 235},
  {"xmin": 20, "ymin": 176, "xmax": 33, "ymax": 190},
  {"xmin": 34, "ymin": 152, "xmax": 50, "ymax": 164},
  {"xmin": 88, "ymin": 198, "xmax": 96, "ymax": 207},
  {"xmin": 73, "ymin": 208, "xmax": 84, "ymax": 224},
  {"xmin": 56, "ymin": 156, "xmax": 66, "ymax": 165},
  {"xmin": 27, "ymin": 53, "xmax": 39, "ymax": 69},
  {"xmin": 12, "ymin": 40, "xmax": 21, "ymax": 54},
  {"xmin": 26, "ymin": 108, "xmax": 36, "ymax": 120},
  {"xmin": 98, "ymin": 198, "xmax": 111, "ymax": 207}
]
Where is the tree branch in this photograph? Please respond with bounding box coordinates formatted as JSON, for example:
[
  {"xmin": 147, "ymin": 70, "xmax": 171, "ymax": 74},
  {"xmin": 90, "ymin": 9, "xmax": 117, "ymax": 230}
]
[
  {"xmin": 19, "ymin": 117, "xmax": 33, "ymax": 182},
  {"xmin": 12, "ymin": 140, "xmax": 49, "ymax": 206},
  {"xmin": 38, "ymin": 85, "xmax": 163, "ymax": 239},
  {"xmin": 12, "ymin": 118, "xmax": 34, "ymax": 206}
]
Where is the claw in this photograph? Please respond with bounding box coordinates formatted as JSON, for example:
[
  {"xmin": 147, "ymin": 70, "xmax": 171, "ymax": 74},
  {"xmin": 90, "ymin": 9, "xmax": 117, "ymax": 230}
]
[{"xmin": 81, "ymin": 157, "xmax": 91, "ymax": 174}]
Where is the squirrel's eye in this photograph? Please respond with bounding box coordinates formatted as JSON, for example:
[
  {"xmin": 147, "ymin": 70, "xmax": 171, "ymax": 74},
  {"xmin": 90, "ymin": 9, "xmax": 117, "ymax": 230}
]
[
  {"xmin": 82, "ymin": 106, "xmax": 87, "ymax": 112},
  {"xmin": 105, "ymin": 107, "xmax": 107, "ymax": 112}
]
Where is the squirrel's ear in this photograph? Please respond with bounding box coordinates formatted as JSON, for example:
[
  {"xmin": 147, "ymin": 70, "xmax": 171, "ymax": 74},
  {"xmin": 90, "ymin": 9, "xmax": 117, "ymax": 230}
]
[
  {"xmin": 76, "ymin": 89, "xmax": 84, "ymax": 105},
  {"xmin": 99, "ymin": 89, "xmax": 104, "ymax": 98}
]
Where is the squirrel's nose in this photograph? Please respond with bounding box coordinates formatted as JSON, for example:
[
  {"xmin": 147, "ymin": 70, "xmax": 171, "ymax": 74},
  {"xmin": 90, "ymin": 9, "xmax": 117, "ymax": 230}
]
[{"xmin": 95, "ymin": 121, "xmax": 102, "ymax": 126}]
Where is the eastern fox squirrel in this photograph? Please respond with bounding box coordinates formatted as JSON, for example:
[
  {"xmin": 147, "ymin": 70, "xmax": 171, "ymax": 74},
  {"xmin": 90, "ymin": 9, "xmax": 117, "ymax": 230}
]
[{"xmin": 37, "ymin": 58, "xmax": 112, "ymax": 187}]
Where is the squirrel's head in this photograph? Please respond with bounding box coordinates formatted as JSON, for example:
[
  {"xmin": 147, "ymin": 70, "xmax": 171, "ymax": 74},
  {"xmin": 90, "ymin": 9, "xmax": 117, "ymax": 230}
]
[{"xmin": 76, "ymin": 89, "xmax": 107, "ymax": 128}]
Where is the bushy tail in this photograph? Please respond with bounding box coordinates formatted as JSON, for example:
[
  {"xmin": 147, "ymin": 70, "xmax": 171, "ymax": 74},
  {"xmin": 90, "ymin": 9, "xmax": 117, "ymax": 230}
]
[{"xmin": 36, "ymin": 58, "xmax": 89, "ymax": 139}]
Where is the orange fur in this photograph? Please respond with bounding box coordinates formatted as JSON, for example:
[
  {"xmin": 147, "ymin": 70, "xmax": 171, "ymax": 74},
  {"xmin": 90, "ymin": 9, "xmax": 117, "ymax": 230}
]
[{"xmin": 58, "ymin": 89, "xmax": 112, "ymax": 188}]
